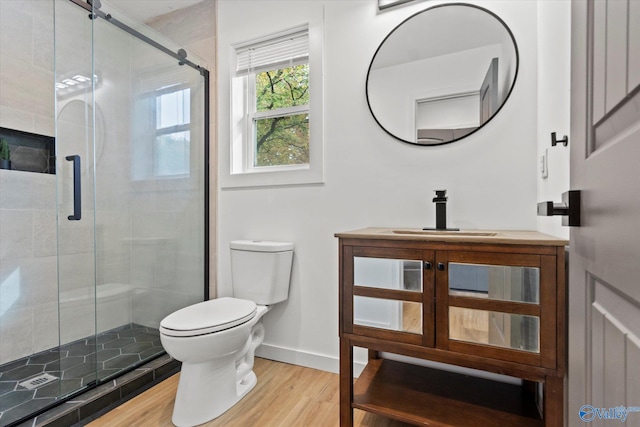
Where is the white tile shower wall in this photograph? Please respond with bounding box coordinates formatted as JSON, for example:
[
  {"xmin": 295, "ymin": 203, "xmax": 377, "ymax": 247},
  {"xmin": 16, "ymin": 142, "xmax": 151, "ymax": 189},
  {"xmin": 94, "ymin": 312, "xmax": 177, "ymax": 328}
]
[
  {"xmin": 146, "ymin": 0, "xmax": 217, "ymax": 300},
  {"xmin": 0, "ymin": 0, "xmax": 56, "ymax": 365},
  {"xmin": 2, "ymin": 0, "xmax": 211, "ymax": 364},
  {"xmin": 110, "ymin": 3, "xmax": 214, "ymax": 323},
  {"xmin": 0, "ymin": 1, "xmax": 55, "ymax": 137},
  {"xmin": 0, "ymin": 176, "xmax": 59, "ymax": 364},
  {"xmin": 0, "ymin": 307, "xmax": 33, "ymax": 364},
  {"xmin": 0, "ymin": 0, "xmax": 130, "ymax": 361},
  {"xmin": 89, "ymin": 2, "xmax": 210, "ymax": 328},
  {"xmin": 127, "ymin": 212, "xmax": 203, "ymax": 328},
  {"xmin": 217, "ymin": 0, "xmax": 541, "ymax": 372},
  {"xmin": 83, "ymin": 9, "xmax": 137, "ymax": 341}
]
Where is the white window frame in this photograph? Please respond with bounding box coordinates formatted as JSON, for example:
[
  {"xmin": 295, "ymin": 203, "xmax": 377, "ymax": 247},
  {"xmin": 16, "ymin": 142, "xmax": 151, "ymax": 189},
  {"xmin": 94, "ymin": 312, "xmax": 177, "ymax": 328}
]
[
  {"xmin": 131, "ymin": 63, "xmax": 203, "ymax": 186},
  {"xmin": 221, "ymin": 22, "xmax": 324, "ymax": 189}
]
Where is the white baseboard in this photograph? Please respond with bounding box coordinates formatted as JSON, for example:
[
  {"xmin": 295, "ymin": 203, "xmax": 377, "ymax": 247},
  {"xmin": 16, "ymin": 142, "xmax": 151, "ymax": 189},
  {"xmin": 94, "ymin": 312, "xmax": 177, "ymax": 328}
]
[{"xmin": 255, "ymin": 343, "xmax": 367, "ymax": 376}]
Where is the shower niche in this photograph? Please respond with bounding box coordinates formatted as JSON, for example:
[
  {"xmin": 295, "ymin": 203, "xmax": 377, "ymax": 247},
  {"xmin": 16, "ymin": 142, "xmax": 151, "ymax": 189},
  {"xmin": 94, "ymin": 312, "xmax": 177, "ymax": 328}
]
[{"xmin": 0, "ymin": 127, "xmax": 55, "ymax": 173}]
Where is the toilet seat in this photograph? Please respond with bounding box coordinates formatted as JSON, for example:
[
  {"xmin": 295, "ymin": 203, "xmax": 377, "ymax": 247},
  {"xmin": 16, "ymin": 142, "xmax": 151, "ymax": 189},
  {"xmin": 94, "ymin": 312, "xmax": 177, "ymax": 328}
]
[{"xmin": 160, "ymin": 297, "xmax": 257, "ymax": 337}]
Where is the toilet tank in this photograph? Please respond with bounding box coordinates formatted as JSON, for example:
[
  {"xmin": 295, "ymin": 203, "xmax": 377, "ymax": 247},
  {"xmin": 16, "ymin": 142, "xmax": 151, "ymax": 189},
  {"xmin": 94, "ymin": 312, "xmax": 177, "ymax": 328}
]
[{"xmin": 230, "ymin": 240, "xmax": 294, "ymax": 305}]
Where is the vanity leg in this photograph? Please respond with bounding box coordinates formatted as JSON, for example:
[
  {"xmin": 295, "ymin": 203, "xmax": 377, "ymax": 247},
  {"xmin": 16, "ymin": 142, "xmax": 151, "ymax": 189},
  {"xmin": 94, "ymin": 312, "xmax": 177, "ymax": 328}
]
[
  {"xmin": 340, "ymin": 337, "xmax": 354, "ymax": 426},
  {"xmin": 543, "ymin": 375, "xmax": 563, "ymax": 427}
]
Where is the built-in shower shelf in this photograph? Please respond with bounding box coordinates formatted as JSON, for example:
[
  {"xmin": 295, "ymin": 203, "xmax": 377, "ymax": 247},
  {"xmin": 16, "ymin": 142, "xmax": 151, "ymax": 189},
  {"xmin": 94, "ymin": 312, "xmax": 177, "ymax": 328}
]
[{"xmin": 0, "ymin": 127, "xmax": 56, "ymax": 174}]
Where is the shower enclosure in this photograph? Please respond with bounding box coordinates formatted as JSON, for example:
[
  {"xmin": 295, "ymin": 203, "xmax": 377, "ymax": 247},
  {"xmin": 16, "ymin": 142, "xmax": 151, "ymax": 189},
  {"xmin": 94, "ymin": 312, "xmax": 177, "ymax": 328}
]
[{"xmin": 0, "ymin": 0, "xmax": 209, "ymax": 425}]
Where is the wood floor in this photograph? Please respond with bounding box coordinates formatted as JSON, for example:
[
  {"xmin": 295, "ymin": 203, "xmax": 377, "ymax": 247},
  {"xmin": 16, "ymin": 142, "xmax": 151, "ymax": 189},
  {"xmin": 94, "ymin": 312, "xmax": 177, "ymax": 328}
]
[{"xmin": 88, "ymin": 358, "xmax": 411, "ymax": 427}]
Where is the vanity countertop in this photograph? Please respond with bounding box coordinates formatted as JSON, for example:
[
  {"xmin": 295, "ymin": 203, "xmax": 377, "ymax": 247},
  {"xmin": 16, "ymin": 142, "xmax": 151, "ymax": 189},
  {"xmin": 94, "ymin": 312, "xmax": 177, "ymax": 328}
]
[{"xmin": 335, "ymin": 227, "xmax": 569, "ymax": 246}]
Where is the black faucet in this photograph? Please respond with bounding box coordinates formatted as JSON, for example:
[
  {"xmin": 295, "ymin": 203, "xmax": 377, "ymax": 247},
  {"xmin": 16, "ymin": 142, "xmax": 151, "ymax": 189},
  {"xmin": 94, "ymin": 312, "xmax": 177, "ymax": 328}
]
[
  {"xmin": 424, "ymin": 190, "xmax": 459, "ymax": 231},
  {"xmin": 433, "ymin": 190, "xmax": 448, "ymax": 230}
]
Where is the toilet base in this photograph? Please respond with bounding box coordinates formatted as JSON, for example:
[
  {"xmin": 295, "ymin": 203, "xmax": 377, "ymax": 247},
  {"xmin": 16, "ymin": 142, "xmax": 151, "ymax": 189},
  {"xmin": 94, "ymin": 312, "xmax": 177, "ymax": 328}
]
[
  {"xmin": 171, "ymin": 360, "xmax": 258, "ymax": 427},
  {"xmin": 167, "ymin": 311, "xmax": 267, "ymax": 427},
  {"xmin": 237, "ymin": 370, "xmax": 257, "ymax": 399}
]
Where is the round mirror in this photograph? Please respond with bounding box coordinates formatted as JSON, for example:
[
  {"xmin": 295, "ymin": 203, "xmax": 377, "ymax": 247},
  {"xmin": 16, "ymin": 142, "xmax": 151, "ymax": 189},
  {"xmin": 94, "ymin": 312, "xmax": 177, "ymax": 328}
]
[{"xmin": 366, "ymin": 3, "xmax": 519, "ymax": 145}]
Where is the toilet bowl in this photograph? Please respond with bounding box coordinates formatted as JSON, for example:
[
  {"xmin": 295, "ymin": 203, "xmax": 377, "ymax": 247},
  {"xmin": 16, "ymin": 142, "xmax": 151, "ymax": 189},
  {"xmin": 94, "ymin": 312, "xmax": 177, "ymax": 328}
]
[
  {"xmin": 160, "ymin": 240, "xmax": 293, "ymax": 427},
  {"xmin": 160, "ymin": 298, "xmax": 269, "ymax": 426}
]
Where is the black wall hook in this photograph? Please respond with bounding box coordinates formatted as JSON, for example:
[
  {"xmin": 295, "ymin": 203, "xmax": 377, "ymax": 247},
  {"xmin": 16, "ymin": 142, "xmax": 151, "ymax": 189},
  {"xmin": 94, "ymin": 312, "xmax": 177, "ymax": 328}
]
[{"xmin": 551, "ymin": 132, "xmax": 569, "ymax": 147}]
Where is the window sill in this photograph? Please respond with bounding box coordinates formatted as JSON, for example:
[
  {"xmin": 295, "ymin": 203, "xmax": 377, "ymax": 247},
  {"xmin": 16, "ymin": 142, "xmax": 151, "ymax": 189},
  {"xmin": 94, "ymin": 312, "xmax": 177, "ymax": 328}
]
[{"xmin": 220, "ymin": 165, "xmax": 323, "ymax": 189}]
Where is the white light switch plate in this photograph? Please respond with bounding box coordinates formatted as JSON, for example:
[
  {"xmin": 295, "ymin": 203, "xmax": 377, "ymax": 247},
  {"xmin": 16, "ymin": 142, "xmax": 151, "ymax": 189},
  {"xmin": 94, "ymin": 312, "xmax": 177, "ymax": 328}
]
[{"xmin": 540, "ymin": 148, "xmax": 548, "ymax": 179}]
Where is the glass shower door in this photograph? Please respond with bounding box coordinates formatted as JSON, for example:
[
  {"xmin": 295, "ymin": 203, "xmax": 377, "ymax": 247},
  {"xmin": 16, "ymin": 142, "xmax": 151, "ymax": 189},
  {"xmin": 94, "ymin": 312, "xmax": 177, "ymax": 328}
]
[
  {"xmin": 55, "ymin": 0, "xmax": 207, "ymax": 389},
  {"xmin": 90, "ymin": 7, "xmax": 206, "ymax": 382},
  {"xmin": 55, "ymin": 0, "xmax": 100, "ymax": 391}
]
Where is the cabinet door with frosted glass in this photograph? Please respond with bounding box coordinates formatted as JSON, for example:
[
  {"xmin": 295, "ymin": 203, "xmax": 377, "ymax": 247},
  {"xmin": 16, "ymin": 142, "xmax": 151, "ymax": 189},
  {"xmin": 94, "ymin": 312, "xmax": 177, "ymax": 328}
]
[
  {"xmin": 343, "ymin": 246, "xmax": 435, "ymax": 347},
  {"xmin": 435, "ymin": 251, "xmax": 558, "ymax": 368}
]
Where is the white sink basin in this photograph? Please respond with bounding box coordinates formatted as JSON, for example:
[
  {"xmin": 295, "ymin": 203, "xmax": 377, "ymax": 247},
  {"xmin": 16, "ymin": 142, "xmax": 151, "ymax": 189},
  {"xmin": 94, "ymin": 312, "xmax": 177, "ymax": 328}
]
[{"xmin": 391, "ymin": 230, "xmax": 498, "ymax": 237}]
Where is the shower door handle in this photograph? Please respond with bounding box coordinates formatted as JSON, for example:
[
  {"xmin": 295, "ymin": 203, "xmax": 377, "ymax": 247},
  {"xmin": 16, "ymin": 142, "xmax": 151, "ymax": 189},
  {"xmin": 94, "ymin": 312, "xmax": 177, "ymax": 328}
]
[{"xmin": 66, "ymin": 155, "xmax": 81, "ymax": 221}]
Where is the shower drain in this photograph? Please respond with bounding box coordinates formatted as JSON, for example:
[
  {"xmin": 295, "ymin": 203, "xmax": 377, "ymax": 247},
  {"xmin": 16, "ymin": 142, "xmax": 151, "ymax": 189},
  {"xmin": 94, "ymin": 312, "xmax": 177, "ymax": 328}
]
[{"xmin": 18, "ymin": 373, "xmax": 58, "ymax": 389}]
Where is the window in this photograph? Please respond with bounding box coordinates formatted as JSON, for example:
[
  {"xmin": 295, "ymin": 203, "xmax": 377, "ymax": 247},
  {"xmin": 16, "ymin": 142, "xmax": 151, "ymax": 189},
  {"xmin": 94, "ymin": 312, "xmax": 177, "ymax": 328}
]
[
  {"xmin": 228, "ymin": 24, "xmax": 322, "ymax": 185},
  {"xmin": 251, "ymin": 64, "xmax": 309, "ymax": 167},
  {"xmin": 154, "ymin": 85, "xmax": 191, "ymax": 176},
  {"xmin": 132, "ymin": 76, "xmax": 194, "ymax": 181}
]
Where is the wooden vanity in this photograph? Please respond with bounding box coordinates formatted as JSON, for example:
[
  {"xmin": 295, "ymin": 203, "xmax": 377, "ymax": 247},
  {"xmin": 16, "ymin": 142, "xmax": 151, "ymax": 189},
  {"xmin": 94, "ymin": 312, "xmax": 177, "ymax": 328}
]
[{"xmin": 336, "ymin": 228, "xmax": 568, "ymax": 427}]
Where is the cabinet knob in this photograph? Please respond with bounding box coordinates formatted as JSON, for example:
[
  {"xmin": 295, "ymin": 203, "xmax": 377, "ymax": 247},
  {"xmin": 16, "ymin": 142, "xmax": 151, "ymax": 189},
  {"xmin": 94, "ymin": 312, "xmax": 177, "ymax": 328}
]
[
  {"xmin": 437, "ymin": 262, "xmax": 445, "ymax": 271},
  {"xmin": 424, "ymin": 261, "xmax": 432, "ymax": 270}
]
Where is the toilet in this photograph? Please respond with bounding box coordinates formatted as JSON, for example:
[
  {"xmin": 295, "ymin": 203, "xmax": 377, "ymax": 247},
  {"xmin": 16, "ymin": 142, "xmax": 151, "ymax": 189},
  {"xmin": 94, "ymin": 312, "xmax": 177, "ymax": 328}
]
[{"xmin": 160, "ymin": 240, "xmax": 294, "ymax": 427}]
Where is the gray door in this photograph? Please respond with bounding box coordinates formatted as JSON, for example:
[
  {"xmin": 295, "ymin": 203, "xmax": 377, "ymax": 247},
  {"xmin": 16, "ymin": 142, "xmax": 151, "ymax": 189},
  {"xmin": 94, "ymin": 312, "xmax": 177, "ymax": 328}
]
[{"xmin": 569, "ymin": 1, "xmax": 640, "ymax": 426}]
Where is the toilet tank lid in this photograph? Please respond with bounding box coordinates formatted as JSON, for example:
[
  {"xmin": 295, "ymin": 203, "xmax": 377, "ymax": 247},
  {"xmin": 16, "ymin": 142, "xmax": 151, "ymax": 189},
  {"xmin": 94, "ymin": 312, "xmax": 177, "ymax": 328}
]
[{"xmin": 231, "ymin": 240, "xmax": 294, "ymax": 252}]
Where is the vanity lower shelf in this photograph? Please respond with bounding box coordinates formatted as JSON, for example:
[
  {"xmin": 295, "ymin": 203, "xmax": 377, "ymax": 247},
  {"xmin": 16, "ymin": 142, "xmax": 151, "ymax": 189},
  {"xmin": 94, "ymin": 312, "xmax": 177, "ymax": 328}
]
[{"xmin": 354, "ymin": 359, "xmax": 543, "ymax": 427}]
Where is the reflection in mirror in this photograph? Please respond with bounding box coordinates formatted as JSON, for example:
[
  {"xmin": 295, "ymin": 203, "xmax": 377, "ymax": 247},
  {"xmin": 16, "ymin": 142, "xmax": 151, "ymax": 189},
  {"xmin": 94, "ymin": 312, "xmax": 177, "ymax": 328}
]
[
  {"xmin": 448, "ymin": 263, "xmax": 540, "ymax": 304},
  {"xmin": 449, "ymin": 307, "xmax": 539, "ymax": 353},
  {"xmin": 367, "ymin": 4, "xmax": 518, "ymax": 145},
  {"xmin": 354, "ymin": 257, "xmax": 422, "ymax": 291},
  {"xmin": 354, "ymin": 296, "xmax": 422, "ymax": 334}
]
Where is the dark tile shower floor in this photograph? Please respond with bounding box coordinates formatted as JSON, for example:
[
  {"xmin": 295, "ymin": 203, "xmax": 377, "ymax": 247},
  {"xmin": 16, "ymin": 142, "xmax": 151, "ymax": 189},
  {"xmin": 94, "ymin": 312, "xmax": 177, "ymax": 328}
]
[{"xmin": 0, "ymin": 323, "xmax": 165, "ymax": 426}]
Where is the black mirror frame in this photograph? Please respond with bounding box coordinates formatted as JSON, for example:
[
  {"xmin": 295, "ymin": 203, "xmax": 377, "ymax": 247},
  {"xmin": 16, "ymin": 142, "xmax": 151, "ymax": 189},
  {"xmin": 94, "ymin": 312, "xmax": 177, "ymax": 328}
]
[{"xmin": 366, "ymin": 3, "xmax": 520, "ymax": 146}]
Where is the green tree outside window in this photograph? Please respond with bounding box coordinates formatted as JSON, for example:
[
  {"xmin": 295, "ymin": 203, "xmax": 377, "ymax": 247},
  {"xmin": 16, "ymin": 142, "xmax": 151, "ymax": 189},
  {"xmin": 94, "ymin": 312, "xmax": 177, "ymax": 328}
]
[{"xmin": 254, "ymin": 64, "xmax": 309, "ymax": 167}]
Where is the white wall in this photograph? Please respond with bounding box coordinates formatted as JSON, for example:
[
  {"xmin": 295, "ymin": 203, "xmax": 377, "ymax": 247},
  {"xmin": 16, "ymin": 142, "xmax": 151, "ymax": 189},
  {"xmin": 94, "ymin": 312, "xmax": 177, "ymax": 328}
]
[
  {"xmin": 217, "ymin": 0, "xmax": 540, "ymax": 372},
  {"xmin": 536, "ymin": 1, "xmax": 571, "ymax": 239}
]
